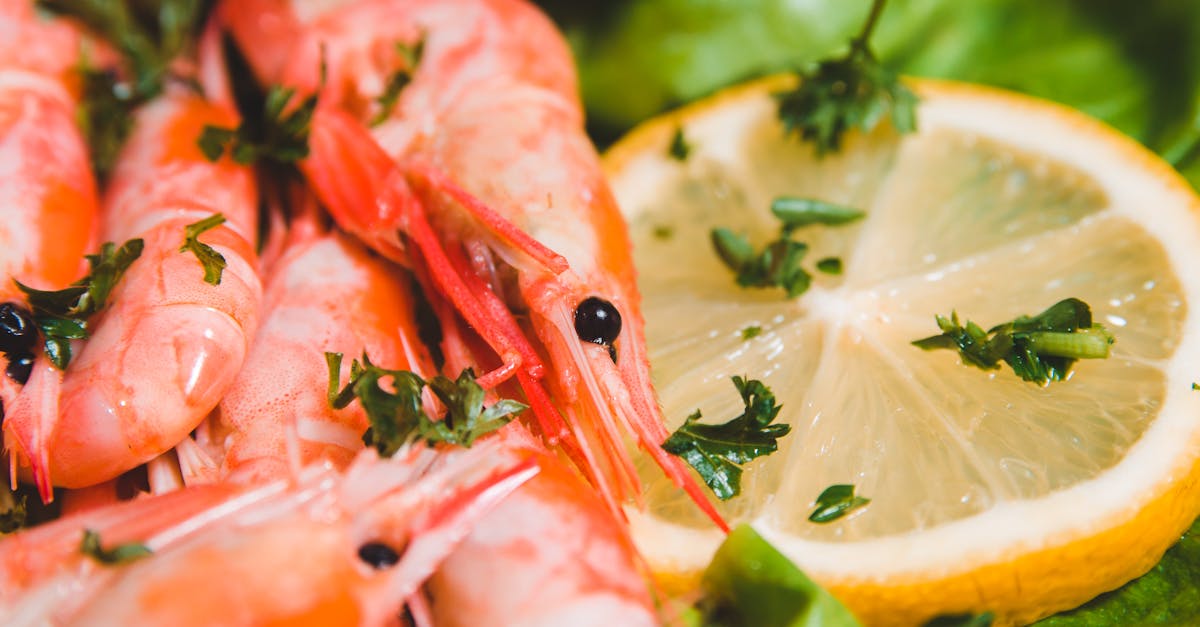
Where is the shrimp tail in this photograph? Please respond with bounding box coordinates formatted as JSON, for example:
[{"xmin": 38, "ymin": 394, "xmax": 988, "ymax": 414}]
[{"xmin": 3, "ymin": 356, "xmax": 62, "ymax": 503}]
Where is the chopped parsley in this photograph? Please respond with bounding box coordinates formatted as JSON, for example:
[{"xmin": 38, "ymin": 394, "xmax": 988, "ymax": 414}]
[
  {"xmin": 662, "ymin": 376, "xmax": 791, "ymax": 500},
  {"xmin": 809, "ymin": 484, "xmax": 870, "ymax": 523},
  {"xmin": 923, "ymin": 613, "xmax": 995, "ymax": 627},
  {"xmin": 370, "ymin": 36, "xmax": 425, "ymax": 127},
  {"xmin": 179, "ymin": 214, "xmax": 227, "ymax": 285},
  {"xmin": 816, "ymin": 257, "xmax": 843, "ymax": 275},
  {"xmin": 80, "ymin": 529, "xmax": 153, "ymax": 565},
  {"xmin": 712, "ymin": 198, "xmax": 864, "ymax": 298},
  {"xmin": 326, "ymin": 352, "xmax": 525, "ymax": 456},
  {"xmin": 775, "ymin": 0, "xmax": 916, "ymax": 156},
  {"xmin": 912, "ymin": 298, "xmax": 1114, "ymax": 385},
  {"xmin": 15, "ymin": 239, "xmax": 144, "ymax": 369},
  {"xmin": 669, "ymin": 126, "xmax": 692, "ymax": 161},
  {"xmin": 740, "ymin": 325, "xmax": 763, "ymax": 340},
  {"xmin": 197, "ymin": 83, "xmax": 318, "ymax": 166}
]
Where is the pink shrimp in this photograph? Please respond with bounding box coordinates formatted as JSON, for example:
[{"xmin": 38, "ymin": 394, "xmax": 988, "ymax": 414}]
[
  {"xmin": 0, "ymin": 432, "xmax": 648, "ymax": 619},
  {"xmin": 210, "ymin": 206, "xmax": 434, "ymax": 483},
  {"xmin": 0, "ymin": 2, "xmax": 98, "ymax": 411},
  {"xmin": 2, "ymin": 85, "xmax": 263, "ymax": 497},
  {"xmin": 219, "ymin": 0, "xmax": 724, "ymax": 527}
]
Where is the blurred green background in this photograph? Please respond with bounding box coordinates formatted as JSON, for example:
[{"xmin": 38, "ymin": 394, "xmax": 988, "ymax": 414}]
[{"xmin": 536, "ymin": 0, "xmax": 1200, "ymax": 189}]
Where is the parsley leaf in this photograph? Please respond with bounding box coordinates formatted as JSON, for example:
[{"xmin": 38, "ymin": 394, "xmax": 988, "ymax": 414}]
[
  {"xmin": 15, "ymin": 239, "xmax": 144, "ymax": 369},
  {"xmin": 198, "ymin": 76, "xmax": 321, "ymax": 166},
  {"xmin": 179, "ymin": 214, "xmax": 227, "ymax": 285},
  {"xmin": 37, "ymin": 0, "xmax": 211, "ymax": 176},
  {"xmin": 669, "ymin": 126, "xmax": 692, "ymax": 161},
  {"xmin": 923, "ymin": 613, "xmax": 995, "ymax": 627},
  {"xmin": 80, "ymin": 529, "xmax": 153, "ymax": 565},
  {"xmin": 775, "ymin": 0, "xmax": 916, "ymax": 156},
  {"xmin": 741, "ymin": 325, "xmax": 763, "ymax": 340},
  {"xmin": 370, "ymin": 36, "xmax": 425, "ymax": 127},
  {"xmin": 912, "ymin": 298, "xmax": 1114, "ymax": 385},
  {"xmin": 712, "ymin": 197, "xmax": 864, "ymax": 298},
  {"xmin": 325, "ymin": 352, "xmax": 525, "ymax": 456},
  {"xmin": 816, "ymin": 257, "xmax": 843, "ymax": 275},
  {"xmin": 808, "ymin": 484, "xmax": 870, "ymax": 523},
  {"xmin": 662, "ymin": 377, "xmax": 791, "ymax": 500}
]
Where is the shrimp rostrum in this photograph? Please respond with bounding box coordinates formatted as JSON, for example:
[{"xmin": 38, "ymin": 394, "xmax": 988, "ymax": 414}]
[{"xmin": 219, "ymin": 0, "xmax": 724, "ymax": 526}]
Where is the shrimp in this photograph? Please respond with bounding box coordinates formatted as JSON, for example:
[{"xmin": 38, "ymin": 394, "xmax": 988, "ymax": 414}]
[
  {"xmin": 2, "ymin": 85, "xmax": 262, "ymax": 498},
  {"xmin": 211, "ymin": 203, "xmax": 434, "ymax": 483},
  {"xmin": 0, "ymin": 439, "xmax": 543, "ymax": 625},
  {"xmin": 219, "ymin": 0, "xmax": 725, "ymax": 527},
  {"xmin": 0, "ymin": 2, "xmax": 98, "ymax": 410}
]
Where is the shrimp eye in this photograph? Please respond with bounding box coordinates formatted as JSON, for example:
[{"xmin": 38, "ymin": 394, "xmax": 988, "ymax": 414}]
[
  {"xmin": 0, "ymin": 303, "xmax": 36, "ymax": 355},
  {"xmin": 574, "ymin": 297, "xmax": 622, "ymax": 347},
  {"xmin": 6, "ymin": 353, "xmax": 33, "ymax": 385},
  {"xmin": 357, "ymin": 541, "xmax": 401, "ymax": 569}
]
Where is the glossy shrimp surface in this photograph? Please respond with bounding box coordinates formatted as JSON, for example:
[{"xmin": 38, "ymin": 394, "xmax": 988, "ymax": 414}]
[
  {"xmin": 0, "ymin": 4, "xmax": 98, "ymax": 405},
  {"xmin": 220, "ymin": 0, "xmax": 723, "ymax": 525},
  {"xmin": 214, "ymin": 217, "xmax": 433, "ymax": 482},
  {"xmin": 3, "ymin": 89, "xmax": 262, "ymax": 495}
]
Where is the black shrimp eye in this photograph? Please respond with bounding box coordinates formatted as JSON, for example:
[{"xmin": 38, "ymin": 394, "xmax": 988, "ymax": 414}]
[
  {"xmin": 357, "ymin": 541, "xmax": 401, "ymax": 570},
  {"xmin": 574, "ymin": 297, "xmax": 622, "ymax": 347},
  {"xmin": 0, "ymin": 303, "xmax": 37, "ymax": 355},
  {"xmin": 6, "ymin": 353, "xmax": 34, "ymax": 385}
]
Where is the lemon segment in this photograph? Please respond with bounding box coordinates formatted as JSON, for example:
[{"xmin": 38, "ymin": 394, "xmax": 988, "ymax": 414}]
[{"xmin": 605, "ymin": 76, "xmax": 1200, "ymax": 625}]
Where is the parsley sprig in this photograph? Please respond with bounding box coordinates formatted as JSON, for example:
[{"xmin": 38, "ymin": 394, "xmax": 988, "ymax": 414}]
[
  {"xmin": 326, "ymin": 352, "xmax": 526, "ymax": 457},
  {"xmin": 15, "ymin": 239, "xmax": 144, "ymax": 369},
  {"xmin": 370, "ymin": 36, "xmax": 426, "ymax": 127},
  {"xmin": 912, "ymin": 298, "xmax": 1114, "ymax": 385},
  {"xmin": 809, "ymin": 484, "xmax": 870, "ymax": 523},
  {"xmin": 712, "ymin": 197, "xmax": 864, "ymax": 298},
  {"xmin": 662, "ymin": 377, "xmax": 792, "ymax": 500},
  {"xmin": 197, "ymin": 84, "xmax": 319, "ymax": 166},
  {"xmin": 775, "ymin": 0, "xmax": 916, "ymax": 156},
  {"xmin": 37, "ymin": 0, "xmax": 211, "ymax": 176},
  {"xmin": 80, "ymin": 529, "xmax": 153, "ymax": 565},
  {"xmin": 179, "ymin": 213, "xmax": 227, "ymax": 285}
]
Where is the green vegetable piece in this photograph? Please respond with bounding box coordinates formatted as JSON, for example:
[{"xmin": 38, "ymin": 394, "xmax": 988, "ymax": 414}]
[
  {"xmin": 711, "ymin": 228, "xmax": 812, "ymax": 298},
  {"xmin": 912, "ymin": 298, "xmax": 1114, "ymax": 385},
  {"xmin": 662, "ymin": 377, "xmax": 791, "ymax": 500},
  {"xmin": 923, "ymin": 613, "xmax": 994, "ymax": 627},
  {"xmin": 80, "ymin": 529, "xmax": 152, "ymax": 565},
  {"xmin": 771, "ymin": 198, "xmax": 865, "ymax": 230},
  {"xmin": 741, "ymin": 325, "xmax": 763, "ymax": 340},
  {"xmin": 1034, "ymin": 517, "xmax": 1200, "ymax": 625},
  {"xmin": 16, "ymin": 239, "xmax": 144, "ymax": 369},
  {"xmin": 775, "ymin": 0, "xmax": 916, "ymax": 156},
  {"xmin": 696, "ymin": 524, "xmax": 862, "ymax": 626},
  {"xmin": 325, "ymin": 352, "xmax": 523, "ymax": 456},
  {"xmin": 816, "ymin": 257, "xmax": 843, "ymax": 275},
  {"xmin": 370, "ymin": 36, "xmax": 426, "ymax": 127},
  {"xmin": 808, "ymin": 484, "xmax": 870, "ymax": 523},
  {"xmin": 669, "ymin": 126, "xmax": 692, "ymax": 161},
  {"xmin": 179, "ymin": 213, "xmax": 227, "ymax": 285},
  {"xmin": 198, "ymin": 81, "xmax": 319, "ymax": 166}
]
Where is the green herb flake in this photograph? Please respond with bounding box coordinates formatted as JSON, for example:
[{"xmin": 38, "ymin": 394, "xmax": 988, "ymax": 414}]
[
  {"xmin": 912, "ymin": 298, "xmax": 1114, "ymax": 385},
  {"xmin": 923, "ymin": 613, "xmax": 995, "ymax": 627},
  {"xmin": 80, "ymin": 529, "xmax": 153, "ymax": 565},
  {"xmin": 669, "ymin": 126, "xmax": 692, "ymax": 161},
  {"xmin": 808, "ymin": 484, "xmax": 870, "ymax": 523},
  {"xmin": 775, "ymin": 0, "xmax": 916, "ymax": 156},
  {"xmin": 179, "ymin": 213, "xmax": 227, "ymax": 285},
  {"xmin": 652, "ymin": 224, "xmax": 675, "ymax": 240},
  {"xmin": 771, "ymin": 198, "xmax": 866, "ymax": 230},
  {"xmin": 15, "ymin": 239, "xmax": 144, "ymax": 369},
  {"xmin": 816, "ymin": 257, "xmax": 843, "ymax": 275},
  {"xmin": 662, "ymin": 376, "xmax": 791, "ymax": 500},
  {"xmin": 741, "ymin": 325, "xmax": 763, "ymax": 340},
  {"xmin": 370, "ymin": 36, "xmax": 426, "ymax": 127},
  {"xmin": 198, "ymin": 84, "xmax": 318, "ymax": 166},
  {"xmin": 695, "ymin": 524, "xmax": 862, "ymax": 627},
  {"xmin": 1192, "ymin": 382, "xmax": 1199, "ymax": 391},
  {"xmin": 326, "ymin": 352, "xmax": 524, "ymax": 456},
  {"xmin": 712, "ymin": 228, "xmax": 812, "ymax": 298}
]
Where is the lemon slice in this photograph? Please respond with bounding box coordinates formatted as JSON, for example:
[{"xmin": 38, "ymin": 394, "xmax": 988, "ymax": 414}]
[{"xmin": 603, "ymin": 76, "xmax": 1200, "ymax": 626}]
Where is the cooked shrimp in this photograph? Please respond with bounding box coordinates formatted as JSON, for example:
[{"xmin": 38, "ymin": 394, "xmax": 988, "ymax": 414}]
[
  {"xmin": 2, "ymin": 87, "xmax": 262, "ymax": 498},
  {"xmin": 219, "ymin": 0, "xmax": 724, "ymax": 527},
  {"xmin": 1, "ymin": 440, "xmax": 539, "ymax": 626},
  {"xmin": 212, "ymin": 207, "xmax": 434, "ymax": 483},
  {"xmin": 0, "ymin": 3, "xmax": 98, "ymax": 408}
]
